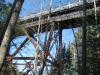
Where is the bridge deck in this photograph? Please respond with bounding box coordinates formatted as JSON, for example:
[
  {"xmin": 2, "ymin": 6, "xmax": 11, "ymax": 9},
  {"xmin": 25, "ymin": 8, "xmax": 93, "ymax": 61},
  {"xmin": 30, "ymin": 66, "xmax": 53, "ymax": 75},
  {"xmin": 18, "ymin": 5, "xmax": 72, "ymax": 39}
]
[{"xmin": 18, "ymin": 0, "xmax": 100, "ymax": 32}]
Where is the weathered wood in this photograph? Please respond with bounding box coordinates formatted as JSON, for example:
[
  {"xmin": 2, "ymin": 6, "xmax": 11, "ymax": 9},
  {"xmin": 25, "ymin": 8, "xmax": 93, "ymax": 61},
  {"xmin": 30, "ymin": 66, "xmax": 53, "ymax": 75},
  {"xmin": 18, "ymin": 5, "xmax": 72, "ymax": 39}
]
[
  {"xmin": 12, "ymin": 57, "xmax": 35, "ymax": 60},
  {"xmin": 57, "ymin": 25, "xmax": 62, "ymax": 75},
  {"xmin": 19, "ymin": 0, "xmax": 100, "ymax": 32},
  {"xmin": 82, "ymin": 0, "xmax": 88, "ymax": 75},
  {"xmin": 12, "ymin": 38, "xmax": 28, "ymax": 56},
  {"xmin": 20, "ymin": 8, "xmax": 100, "ymax": 33},
  {"xmin": 0, "ymin": 0, "xmax": 24, "ymax": 70},
  {"xmin": 20, "ymin": 0, "xmax": 99, "ymax": 22}
]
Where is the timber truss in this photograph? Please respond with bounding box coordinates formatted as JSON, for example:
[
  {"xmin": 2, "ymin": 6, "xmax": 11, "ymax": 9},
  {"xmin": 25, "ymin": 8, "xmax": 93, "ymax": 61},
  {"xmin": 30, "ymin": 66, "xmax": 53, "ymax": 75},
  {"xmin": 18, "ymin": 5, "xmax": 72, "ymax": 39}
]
[{"xmin": 0, "ymin": 0, "xmax": 100, "ymax": 75}]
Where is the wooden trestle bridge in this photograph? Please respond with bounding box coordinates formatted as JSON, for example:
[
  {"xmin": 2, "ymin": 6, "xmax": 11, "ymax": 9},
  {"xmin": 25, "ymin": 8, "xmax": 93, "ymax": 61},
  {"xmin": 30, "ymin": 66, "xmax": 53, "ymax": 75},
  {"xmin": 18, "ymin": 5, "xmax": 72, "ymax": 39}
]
[{"xmin": 0, "ymin": 0, "xmax": 100, "ymax": 75}]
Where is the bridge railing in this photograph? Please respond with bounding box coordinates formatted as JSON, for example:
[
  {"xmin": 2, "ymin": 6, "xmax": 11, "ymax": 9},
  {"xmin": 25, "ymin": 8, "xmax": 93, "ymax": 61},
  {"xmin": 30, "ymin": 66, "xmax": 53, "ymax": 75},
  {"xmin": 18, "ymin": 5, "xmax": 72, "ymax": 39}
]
[{"xmin": 19, "ymin": 0, "xmax": 98, "ymax": 21}]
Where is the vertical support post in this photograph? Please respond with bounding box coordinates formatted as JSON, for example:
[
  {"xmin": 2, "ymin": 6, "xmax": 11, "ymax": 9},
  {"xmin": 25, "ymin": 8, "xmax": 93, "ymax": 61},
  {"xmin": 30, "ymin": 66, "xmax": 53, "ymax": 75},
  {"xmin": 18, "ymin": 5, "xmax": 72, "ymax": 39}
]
[
  {"xmin": 0, "ymin": 0, "xmax": 24, "ymax": 70},
  {"xmin": 93, "ymin": 0, "xmax": 97, "ymax": 25},
  {"xmin": 57, "ymin": 23, "xmax": 62, "ymax": 75},
  {"xmin": 58, "ymin": 24, "xmax": 62, "ymax": 60},
  {"xmin": 82, "ymin": 0, "xmax": 88, "ymax": 75},
  {"xmin": 93, "ymin": 0, "xmax": 97, "ymax": 74}
]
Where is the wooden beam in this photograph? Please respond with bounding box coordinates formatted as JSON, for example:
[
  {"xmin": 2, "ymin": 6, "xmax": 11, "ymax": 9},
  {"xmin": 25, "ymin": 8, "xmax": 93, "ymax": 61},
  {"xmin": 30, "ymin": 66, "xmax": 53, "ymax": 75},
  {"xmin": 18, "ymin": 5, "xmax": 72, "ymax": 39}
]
[
  {"xmin": 12, "ymin": 57, "xmax": 35, "ymax": 60},
  {"xmin": 12, "ymin": 38, "xmax": 28, "ymax": 56},
  {"xmin": 82, "ymin": 0, "xmax": 88, "ymax": 75}
]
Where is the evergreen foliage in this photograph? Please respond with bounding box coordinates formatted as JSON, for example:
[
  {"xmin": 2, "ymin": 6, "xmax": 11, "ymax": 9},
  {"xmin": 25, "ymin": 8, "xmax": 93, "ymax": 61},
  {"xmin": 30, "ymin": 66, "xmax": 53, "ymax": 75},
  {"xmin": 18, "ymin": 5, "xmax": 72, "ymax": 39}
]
[{"xmin": 64, "ymin": 26, "xmax": 100, "ymax": 75}]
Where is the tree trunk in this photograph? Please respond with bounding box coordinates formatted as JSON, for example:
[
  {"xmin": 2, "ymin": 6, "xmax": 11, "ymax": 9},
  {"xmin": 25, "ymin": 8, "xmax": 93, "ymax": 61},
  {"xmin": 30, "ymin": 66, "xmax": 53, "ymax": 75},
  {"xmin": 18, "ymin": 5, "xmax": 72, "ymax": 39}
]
[
  {"xmin": 0, "ymin": 0, "xmax": 17, "ymax": 45},
  {"xmin": 0, "ymin": 0, "xmax": 24, "ymax": 70}
]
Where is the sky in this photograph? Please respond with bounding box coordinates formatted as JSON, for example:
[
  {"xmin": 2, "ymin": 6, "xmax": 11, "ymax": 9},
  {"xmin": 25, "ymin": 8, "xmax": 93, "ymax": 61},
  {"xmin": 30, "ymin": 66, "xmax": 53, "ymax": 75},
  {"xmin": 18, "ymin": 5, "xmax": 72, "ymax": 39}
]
[
  {"xmin": 6, "ymin": 0, "xmax": 78, "ymax": 73},
  {"xmin": 6, "ymin": 0, "xmax": 78, "ymax": 17}
]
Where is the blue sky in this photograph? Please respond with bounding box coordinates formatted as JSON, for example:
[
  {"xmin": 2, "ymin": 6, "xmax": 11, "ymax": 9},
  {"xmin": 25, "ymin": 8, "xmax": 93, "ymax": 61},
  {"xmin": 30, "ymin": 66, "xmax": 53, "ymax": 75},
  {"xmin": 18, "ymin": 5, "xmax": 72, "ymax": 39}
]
[
  {"xmin": 6, "ymin": 0, "xmax": 78, "ymax": 53},
  {"xmin": 6, "ymin": 0, "xmax": 78, "ymax": 17},
  {"xmin": 10, "ymin": 29, "xmax": 77, "ymax": 72},
  {"xmin": 6, "ymin": 0, "xmax": 78, "ymax": 73}
]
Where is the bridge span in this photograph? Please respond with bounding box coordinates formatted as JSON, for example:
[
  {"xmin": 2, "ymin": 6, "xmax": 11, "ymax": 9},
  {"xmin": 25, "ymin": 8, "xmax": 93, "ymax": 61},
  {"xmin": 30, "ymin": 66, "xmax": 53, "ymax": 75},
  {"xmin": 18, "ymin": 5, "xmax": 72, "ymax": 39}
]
[{"xmin": 18, "ymin": 0, "xmax": 100, "ymax": 32}]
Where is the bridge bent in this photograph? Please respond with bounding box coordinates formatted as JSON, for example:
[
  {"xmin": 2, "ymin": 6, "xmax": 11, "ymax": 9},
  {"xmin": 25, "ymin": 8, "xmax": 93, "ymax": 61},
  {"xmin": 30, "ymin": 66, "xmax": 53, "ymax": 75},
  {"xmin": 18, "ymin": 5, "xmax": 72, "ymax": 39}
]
[
  {"xmin": 18, "ymin": 0, "xmax": 100, "ymax": 32},
  {"xmin": 1, "ymin": 0, "xmax": 100, "ymax": 74}
]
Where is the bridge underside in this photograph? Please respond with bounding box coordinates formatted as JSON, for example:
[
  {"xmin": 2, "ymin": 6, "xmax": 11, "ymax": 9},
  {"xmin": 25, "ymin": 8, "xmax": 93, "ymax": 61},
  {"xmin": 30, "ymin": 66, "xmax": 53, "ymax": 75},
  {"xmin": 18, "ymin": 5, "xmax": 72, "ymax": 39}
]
[
  {"xmin": 22, "ymin": 14, "xmax": 100, "ymax": 33},
  {"xmin": 18, "ymin": 0, "xmax": 100, "ymax": 33},
  {"xmin": 1, "ymin": 0, "xmax": 100, "ymax": 75}
]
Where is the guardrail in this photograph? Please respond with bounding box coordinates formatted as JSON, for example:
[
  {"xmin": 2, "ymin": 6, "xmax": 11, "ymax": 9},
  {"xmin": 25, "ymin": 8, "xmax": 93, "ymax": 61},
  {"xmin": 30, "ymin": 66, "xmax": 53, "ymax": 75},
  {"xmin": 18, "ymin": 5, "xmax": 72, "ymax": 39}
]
[{"xmin": 20, "ymin": 0, "xmax": 97, "ymax": 21}]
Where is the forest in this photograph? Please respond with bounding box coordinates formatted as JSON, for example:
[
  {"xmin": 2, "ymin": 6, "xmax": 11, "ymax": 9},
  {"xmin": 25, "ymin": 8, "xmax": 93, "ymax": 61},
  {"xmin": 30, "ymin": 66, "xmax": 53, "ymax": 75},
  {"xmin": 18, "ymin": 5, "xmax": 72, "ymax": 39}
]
[{"xmin": 0, "ymin": 0, "xmax": 100, "ymax": 75}]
